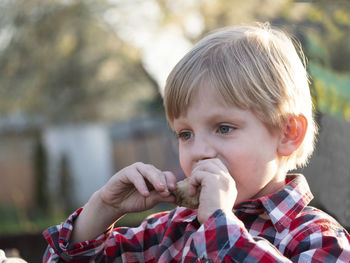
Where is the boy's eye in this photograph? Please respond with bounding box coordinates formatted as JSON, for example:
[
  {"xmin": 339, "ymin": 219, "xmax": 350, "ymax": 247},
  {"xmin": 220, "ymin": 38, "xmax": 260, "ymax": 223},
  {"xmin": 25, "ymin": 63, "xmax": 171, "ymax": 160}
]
[
  {"xmin": 177, "ymin": 131, "xmax": 194, "ymax": 141},
  {"xmin": 218, "ymin": 125, "xmax": 234, "ymax": 134}
]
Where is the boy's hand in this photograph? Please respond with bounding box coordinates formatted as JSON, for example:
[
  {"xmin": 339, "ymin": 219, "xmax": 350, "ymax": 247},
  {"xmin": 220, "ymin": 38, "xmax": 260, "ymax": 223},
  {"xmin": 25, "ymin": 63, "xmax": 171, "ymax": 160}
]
[
  {"xmin": 189, "ymin": 158, "xmax": 237, "ymax": 224},
  {"xmin": 71, "ymin": 163, "xmax": 176, "ymax": 243},
  {"xmin": 98, "ymin": 162, "xmax": 177, "ymax": 217}
]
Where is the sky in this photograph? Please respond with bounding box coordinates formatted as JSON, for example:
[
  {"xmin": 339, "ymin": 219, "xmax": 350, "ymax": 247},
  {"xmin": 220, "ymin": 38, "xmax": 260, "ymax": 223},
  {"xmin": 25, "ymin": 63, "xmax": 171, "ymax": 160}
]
[{"xmin": 104, "ymin": 0, "xmax": 203, "ymax": 93}]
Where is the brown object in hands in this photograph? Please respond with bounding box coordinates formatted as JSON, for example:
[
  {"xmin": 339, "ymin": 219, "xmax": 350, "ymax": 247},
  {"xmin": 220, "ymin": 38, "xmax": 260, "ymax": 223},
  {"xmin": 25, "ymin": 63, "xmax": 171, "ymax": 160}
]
[{"xmin": 171, "ymin": 178, "xmax": 200, "ymax": 209}]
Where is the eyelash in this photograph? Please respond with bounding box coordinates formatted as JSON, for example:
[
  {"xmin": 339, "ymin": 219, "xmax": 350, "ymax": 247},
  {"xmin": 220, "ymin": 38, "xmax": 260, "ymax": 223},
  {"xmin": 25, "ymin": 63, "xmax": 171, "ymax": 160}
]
[
  {"xmin": 217, "ymin": 124, "xmax": 235, "ymax": 134},
  {"xmin": 176, "ymin": 124, "xmax": 236, "ymax": 141},
  {"xmin": 176, "ymin": 131, "xmax": 193, "ymax": 141}
]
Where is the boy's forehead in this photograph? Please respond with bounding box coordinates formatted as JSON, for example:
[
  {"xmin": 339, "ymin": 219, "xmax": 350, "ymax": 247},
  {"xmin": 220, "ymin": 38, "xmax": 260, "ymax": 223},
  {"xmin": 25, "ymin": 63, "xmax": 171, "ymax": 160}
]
[
  {"xmin": 185, "ymin": 83, "xmax": 229, "ymax": 109},
  {"xmin": 178, "ymin": 84, "xmax": 242, "ymax": 117}
]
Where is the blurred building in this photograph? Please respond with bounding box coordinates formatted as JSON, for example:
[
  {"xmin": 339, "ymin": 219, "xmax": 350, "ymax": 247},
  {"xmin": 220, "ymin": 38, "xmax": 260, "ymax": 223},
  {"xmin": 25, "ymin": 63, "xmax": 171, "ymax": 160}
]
[
  {"xmin": 43, "ymin": 124, "xmax": 114, "ymax": 209},
  {"xmin": 0, "ymin": 116, "xmax": 181, "ymax": 212},
  {"xmin": 0, "ymin": 114, "xmax": 41, "ymax": 210}
]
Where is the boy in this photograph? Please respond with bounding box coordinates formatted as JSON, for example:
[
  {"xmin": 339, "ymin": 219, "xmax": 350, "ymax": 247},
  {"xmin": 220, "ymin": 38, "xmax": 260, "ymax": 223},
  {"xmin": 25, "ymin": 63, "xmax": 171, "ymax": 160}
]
[{"xmin": 43, "ymin": 23, "xmax": 350, "ymax": 262}]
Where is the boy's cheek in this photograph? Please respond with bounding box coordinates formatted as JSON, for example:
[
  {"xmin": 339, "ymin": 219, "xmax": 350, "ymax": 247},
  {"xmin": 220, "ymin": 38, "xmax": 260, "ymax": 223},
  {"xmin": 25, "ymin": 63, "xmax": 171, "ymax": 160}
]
[{"xmin": 179, "ymin": 154, "xmax": 191, "ymax": 176}]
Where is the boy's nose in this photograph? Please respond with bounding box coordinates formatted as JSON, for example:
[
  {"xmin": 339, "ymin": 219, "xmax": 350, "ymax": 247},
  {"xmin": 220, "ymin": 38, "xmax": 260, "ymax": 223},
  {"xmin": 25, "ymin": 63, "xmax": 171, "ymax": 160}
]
[{"xmin": 191, "ymin": 137, "xmax": 217, "ymax": 162}]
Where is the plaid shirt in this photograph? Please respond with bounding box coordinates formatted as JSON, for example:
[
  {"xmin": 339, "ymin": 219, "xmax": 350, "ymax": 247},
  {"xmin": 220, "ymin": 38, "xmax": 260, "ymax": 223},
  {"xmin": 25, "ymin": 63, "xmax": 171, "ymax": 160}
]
[{"xmin": 43, "ymin": 174, "xmax": 350, "ymax": 262}]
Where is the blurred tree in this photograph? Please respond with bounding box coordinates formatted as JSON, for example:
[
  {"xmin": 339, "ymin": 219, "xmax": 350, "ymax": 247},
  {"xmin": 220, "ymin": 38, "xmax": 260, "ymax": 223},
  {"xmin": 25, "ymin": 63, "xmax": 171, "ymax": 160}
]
[
  {"xmin": 155, "ymin": 0, "xmax": 290, "ymax": 41},
  {"xmin": 152, "ymin": 0, "xmax": 350, "ymax": 121},
  {"xmin": 277, "ymin": 0, "xmax": 350, "ymax": 121},
  {"xmin": 0, "ymin": 0, "xmax": 161, "ymax": 123},
  {"xmin": 1, "ymin": 0, "xmax": 349, "ymax": 123},
  {"xmin": 58, "ymin": 155, "xmax": 73, "ymax": 213},
  {"xmin": 34, "ymin": 138, "xmax": 48, "ymax": 212}
]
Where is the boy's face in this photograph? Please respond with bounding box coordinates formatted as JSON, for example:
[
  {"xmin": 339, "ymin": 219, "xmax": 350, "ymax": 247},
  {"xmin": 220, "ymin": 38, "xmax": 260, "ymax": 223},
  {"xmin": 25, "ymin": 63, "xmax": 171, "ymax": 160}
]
[{"xmin": 172, "ymin": 85, "xmax": 285, "ymax": 205}]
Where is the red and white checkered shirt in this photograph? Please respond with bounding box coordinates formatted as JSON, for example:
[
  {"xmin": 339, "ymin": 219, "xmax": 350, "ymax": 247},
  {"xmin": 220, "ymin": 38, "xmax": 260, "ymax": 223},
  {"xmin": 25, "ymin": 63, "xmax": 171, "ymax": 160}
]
[{"xmin": 43, "ymin": 174, "xmax": 350, "ymax": 262}]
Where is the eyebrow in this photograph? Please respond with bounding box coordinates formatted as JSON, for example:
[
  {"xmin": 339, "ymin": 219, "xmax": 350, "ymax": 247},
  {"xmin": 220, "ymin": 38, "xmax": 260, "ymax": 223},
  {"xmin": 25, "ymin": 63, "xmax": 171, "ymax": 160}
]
[
  {"xmin": 205, "ymin": 112, "xmax": 246, "ymax": 126},
  {"xmin": 173, "ymin": 109, "xmax": 247, "ymax": 128}
]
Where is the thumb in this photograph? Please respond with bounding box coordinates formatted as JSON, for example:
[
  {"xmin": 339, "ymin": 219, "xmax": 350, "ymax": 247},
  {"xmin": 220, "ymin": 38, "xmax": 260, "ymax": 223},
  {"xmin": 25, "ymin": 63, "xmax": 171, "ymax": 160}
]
[{"xmin": 146, "ymin": 191, "xmax": 175, "ymax": 207}]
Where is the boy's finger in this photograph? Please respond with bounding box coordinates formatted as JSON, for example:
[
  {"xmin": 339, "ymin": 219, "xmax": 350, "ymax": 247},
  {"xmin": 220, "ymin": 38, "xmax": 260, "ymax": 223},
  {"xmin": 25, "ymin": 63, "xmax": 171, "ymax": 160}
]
[
  {"xmin": 127, "ymin": 172, "xmax": 150, "ymax": 197},
  {"xmin": 193, "ymin": 159, "xmax": 216, "ymax": 173},
  {"xmin": 163, "ymin": 171, "xmax": 177, "ymax": 190},
  {"xmin": 135, "ymin": 163, "xmax": 168, "ymax": 192},
  {"xmin": 147, "ymin": 190, "xmax": 175, "ymax": 204},
  {"xmin": 188, "ymin": 171, "xmax": 206, "ymax": 196},
  {"xmin": 194, "ymin": 158, "xmax": 228, "ymax": 176}
]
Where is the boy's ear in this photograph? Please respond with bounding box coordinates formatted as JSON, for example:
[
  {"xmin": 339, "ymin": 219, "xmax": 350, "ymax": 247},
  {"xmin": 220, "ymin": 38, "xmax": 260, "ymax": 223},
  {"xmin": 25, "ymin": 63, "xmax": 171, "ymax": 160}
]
[{"xmin": 277, "ymin": 114, "xmax": 308, "ymax": 156}]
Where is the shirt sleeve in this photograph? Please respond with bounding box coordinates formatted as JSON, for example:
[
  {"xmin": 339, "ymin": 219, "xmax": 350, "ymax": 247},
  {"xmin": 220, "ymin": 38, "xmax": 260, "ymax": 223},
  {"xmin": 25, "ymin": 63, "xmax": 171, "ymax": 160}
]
[
  {"xmin": 188, "ymin": 209, "xmax": 350, "ymax": 263},
  {"xmin": 42, "ymin": 207, "xmax": 171, "ymax": 263},
  {"xmin": 43, "ymin": 207, "xmax": 111, "ymax": 262}
]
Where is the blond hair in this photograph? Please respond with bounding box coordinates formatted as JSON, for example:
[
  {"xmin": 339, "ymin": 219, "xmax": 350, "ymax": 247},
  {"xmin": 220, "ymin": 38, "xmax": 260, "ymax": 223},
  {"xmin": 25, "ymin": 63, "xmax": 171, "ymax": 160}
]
[{"xmin": 163, "ymin": 23, "xmax": 318, "ymax": 171}]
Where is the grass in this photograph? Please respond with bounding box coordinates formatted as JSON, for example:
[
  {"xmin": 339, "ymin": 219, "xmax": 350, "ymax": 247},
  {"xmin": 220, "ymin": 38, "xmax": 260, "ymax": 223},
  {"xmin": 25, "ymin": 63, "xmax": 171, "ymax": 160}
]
[
  {"xmin": 0, "ymin": 204, "xmax": 67, "ymax": 235},
  {"xmin": 0, "ymin": 203, "xmax": 176, "ymax": 235}
]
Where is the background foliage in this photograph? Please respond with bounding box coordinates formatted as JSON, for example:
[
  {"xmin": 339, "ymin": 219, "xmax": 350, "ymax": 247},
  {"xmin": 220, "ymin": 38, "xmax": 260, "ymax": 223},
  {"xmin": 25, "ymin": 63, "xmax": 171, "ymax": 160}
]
[
  {"xmin": 1, "ymin": 0, "xmax": 350, "ymax": 236},
  {"xmin": 0, "ymin": 0, "xmax": 161, "ymax": 123},
  {"xmin": 1, "ymin": 0, "xmax": 350, "ymax": 124}
]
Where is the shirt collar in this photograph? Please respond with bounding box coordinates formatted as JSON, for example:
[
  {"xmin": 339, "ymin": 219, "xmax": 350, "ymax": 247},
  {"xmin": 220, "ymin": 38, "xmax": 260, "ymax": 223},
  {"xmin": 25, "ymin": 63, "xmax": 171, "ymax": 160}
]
[{"xmin": 235, "ymin": 174, "xmax": 314, "ymax": 232}]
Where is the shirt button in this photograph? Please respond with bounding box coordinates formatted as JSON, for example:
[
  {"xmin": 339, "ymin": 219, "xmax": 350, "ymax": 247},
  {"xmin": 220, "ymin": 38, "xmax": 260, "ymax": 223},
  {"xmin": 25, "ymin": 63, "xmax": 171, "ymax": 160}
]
[{"xmin": 197, "ymin": 256, "xmax": 211, "ymax": 262}]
